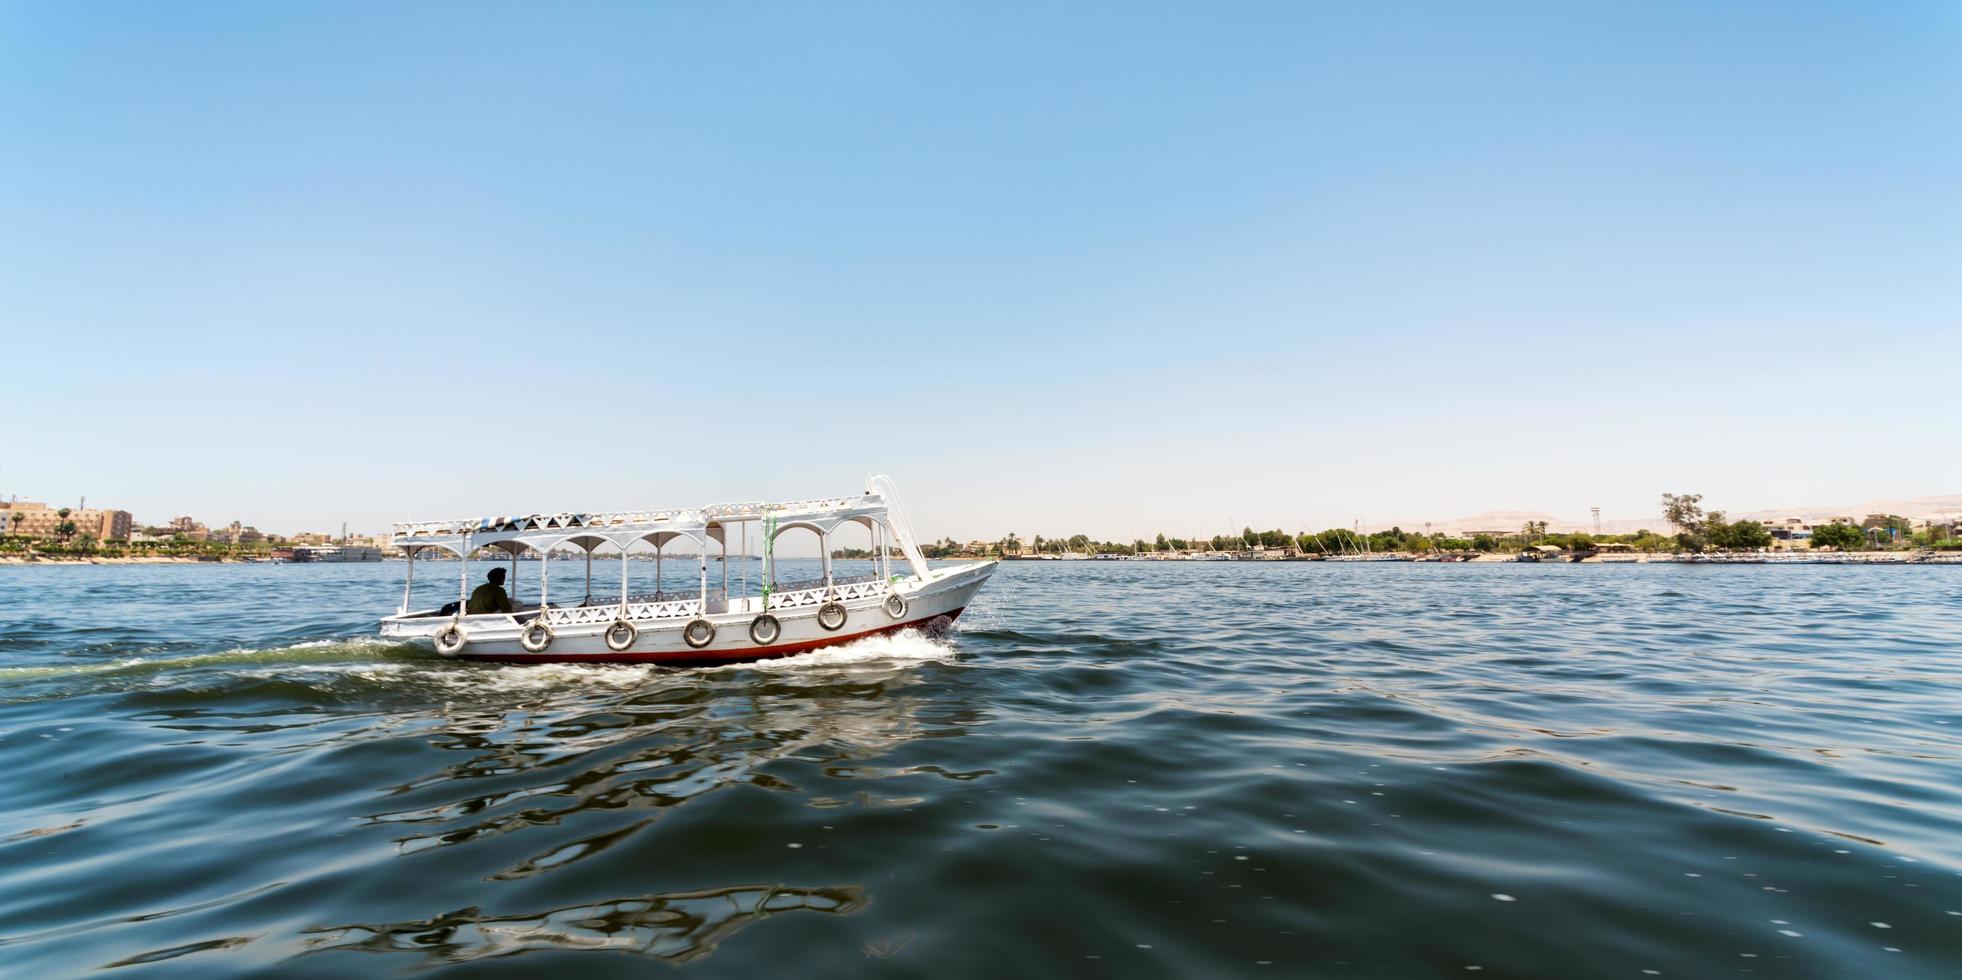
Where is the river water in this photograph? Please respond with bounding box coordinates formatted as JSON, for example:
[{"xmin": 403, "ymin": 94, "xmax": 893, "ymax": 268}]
[{"xmin": 2, "ymin": 560, "xmax": 1958, "ymax": 977}]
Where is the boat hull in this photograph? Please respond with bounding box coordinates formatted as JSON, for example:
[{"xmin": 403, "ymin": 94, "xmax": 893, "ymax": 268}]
[
  {"xmin": 382, "ymin": 561, "xmax": 994, "ymax": 666},
  {"xmin": 454, "ymin": 606, "xmax": 967, "ymax": 665}
]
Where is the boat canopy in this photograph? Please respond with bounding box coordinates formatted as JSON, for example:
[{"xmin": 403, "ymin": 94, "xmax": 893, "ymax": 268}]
[{"xmin": 389, "ymin": 476, "xmax": 931, "ymax": 580}]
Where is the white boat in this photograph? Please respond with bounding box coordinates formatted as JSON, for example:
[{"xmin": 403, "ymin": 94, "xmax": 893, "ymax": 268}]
[{"xmin": 379, "ymin": 476, "xmax": 996, "ymax": 665}]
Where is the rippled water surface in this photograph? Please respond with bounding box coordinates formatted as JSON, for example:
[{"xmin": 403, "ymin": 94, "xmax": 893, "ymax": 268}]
[{"xmin": 3, "ymin": 560, "xmax": 1959, "ymax": 977}]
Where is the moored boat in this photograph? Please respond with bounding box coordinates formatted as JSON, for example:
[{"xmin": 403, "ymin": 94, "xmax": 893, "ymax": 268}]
[{"xmin": 379, "ymin": 476, "xmax": 995, "ymax": 665}]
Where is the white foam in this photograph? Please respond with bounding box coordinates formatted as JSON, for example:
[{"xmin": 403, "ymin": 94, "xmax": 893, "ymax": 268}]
[
  {"xmin": 418, "ymin": 662, "xmax": 661, "ymax": 694},
  {"xmin": 702, "ymin": 629, "xmax": 958, "ymax": 673},
  {"xmin": 11, "ymin": 630, "xmax": 955, "ymax": 698},
  {"xmin": 275, "ymin": 636, "xmax": 400, "ymax": 651},
  {"xmin": 1, "ymin": 636, "xmax": 401, "ymax": 681}
]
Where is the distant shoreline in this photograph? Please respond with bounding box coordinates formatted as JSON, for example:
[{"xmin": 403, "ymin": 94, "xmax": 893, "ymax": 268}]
[
  {"xmin": 0, "ymin": 555, "xmax": 243, "ymax": 566},
  {"xmin": 5, "ymin": 553, "xmax": 1958, "ymax": 567},
  {"xmin": 990, "ymin": 553, "xmax": 1959, "ymax": 565}
]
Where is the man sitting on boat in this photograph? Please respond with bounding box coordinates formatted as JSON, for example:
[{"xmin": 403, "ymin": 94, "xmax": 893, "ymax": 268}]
[{"xmin": 465, "ymin": 567, "xmax": 514, "ymax": 615}]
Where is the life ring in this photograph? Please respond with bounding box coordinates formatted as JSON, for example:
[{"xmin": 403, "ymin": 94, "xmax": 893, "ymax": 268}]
[
  {"xmin": 605, "ymin": 619, "xmax": 637, "ymax": 652},
  {"xmin": 434, "ymin": 623, "xmax": 468, "ymax": 655},
  {"xmin": 520, "ymin": 621, "xmax": 554, "ymax": 653},
  {"xmin": 883, "ymin": 593, "xmax": 908, "ymax": 620},
  {"xmin": 683, "ymin": 618, "xmax": 716, "ymax": 649},
  {"xmin": 749, "ymin": 614, "xmax": 781, "ymax": 645},
  {"xmin": 817, "ymin": 601, "xmax": 847, "ymax": 631}
]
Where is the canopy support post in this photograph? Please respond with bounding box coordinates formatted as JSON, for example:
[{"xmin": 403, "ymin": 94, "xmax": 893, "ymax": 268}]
[
  {"xmin": 402, "ymin": 546, "xmax": 414, "ymax": 614},
  {"xmin": 821, "ymin": 531, "xmax": 833, "ymax": 589},
  {"xmin": 540, "ymin": 546, "xmax": 549, "ymax": 606},
  {"xmin": 762, "ymin": 513, "xmax": 775, "ymax": 612},
  {"xmin": 585, "ymin": 548, "xmax": 592, "ymax": 605},
  {"xmin": 619, "ymin": 546, "xmax": 629, "ymax": 609},
  {"xmin": 655, "ymin": 543, "xmax": 663, "ymax": 596},
  {"xmin": 459, "ymin": 534, "xmax": 471, "ymax": 607}
]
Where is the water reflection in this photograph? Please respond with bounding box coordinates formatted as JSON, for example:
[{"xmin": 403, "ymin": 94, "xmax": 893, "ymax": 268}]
[
  {"xmin": 365, "ymin": 660, "xmax": 988, "ymax": 881},
  {"xmin": 303, "ymin": 884, "xmax": 868, "ymax": 963}
]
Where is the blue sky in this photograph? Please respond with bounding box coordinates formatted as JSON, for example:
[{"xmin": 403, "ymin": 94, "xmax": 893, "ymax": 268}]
[{"xmin": 3, "ymin": 1, "xmax": 1957, "ymax": 541}]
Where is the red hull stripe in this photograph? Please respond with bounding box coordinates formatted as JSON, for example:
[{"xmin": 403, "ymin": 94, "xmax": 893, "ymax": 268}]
[{"xmin": 457, "ymin": 608, "xmax": 967, "ymax": 666}]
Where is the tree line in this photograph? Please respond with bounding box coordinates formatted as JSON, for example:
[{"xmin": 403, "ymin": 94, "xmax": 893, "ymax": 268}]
[{"xmin": 840, "ymin": 494, "xmax": 1946, "ymax": 559}]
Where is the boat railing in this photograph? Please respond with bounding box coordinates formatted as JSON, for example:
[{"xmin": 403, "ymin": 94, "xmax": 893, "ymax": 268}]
[
  {"xmin": 540, "ymin": 589, "xmax": 728, "ymax": 626},
  {"xmin": 767, "ymin": 572, "xmax": 880, "ymax": 592},
  {"xmin": 765, "ymin": 576, "xmax": 890, "ymax": 611},
  {"xmin": 577, "ymin": 589, "xmax": 710, "ymax": 607}
]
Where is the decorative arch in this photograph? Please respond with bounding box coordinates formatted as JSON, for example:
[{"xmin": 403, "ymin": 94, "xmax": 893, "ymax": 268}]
[
  {"xmin": 640, "ymin": 528, "xmax": 708, "ymax": 551},
  {"xmin": 768, "ymin": 519, "xmax": 836, "ymax": 542}
]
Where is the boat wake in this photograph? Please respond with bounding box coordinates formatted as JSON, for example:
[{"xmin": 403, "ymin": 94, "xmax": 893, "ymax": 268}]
[
  {"xmin": 0, "ymin": 636, "xmax": 424, "ymax": 683},
  {"xmin": 338, "ymin": 660, "xmax": 662, "ymax": 695},
  {"xmin": 2, "ymin": 629, "xmax": 964, "ymax": 705},
  {"xmin": 699, "ymin": 629, "xmax": 960, "ymax": 673}
]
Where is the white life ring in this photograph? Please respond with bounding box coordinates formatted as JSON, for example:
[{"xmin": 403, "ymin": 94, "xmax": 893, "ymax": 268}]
[
  {"xmin": 605, "ymin": 619, "xmax": 637, "ymax": 652},
  {"xmin": 817, "ymin": 601, "xmax": 847, "ymax": 632},
  {"xmin": 883, "ymin": 593, "xmax": 908, "ymax": 620},
  {"xmin": 520, "ymin": 621, "xmax": 554, "ymax": 653},
  {"xmin": 749, "ymin": 614, "xmax": 781, "ymax": 645},
  {"xmin": 683, "ymin": 618, "xmax": 716, "ymax": 649},
  {"xmin": 434, "ymin": 623, "xmax": 468, "ymax": 655}
]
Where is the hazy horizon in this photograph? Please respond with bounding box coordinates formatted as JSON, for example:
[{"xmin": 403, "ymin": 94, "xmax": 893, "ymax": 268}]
[{"xmin": 6, "ymin": 3, "xmax": 1957, "ymax": 546}]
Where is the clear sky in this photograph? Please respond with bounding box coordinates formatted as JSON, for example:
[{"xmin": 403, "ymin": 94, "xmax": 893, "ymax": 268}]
[{"xmin": 3, "ymin": 1, "xmax": 1958, "ymax": 544}]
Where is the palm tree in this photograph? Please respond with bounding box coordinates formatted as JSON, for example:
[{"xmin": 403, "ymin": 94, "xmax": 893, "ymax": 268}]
[{"xmin": 7, "ymin": 512, "xmax": 21, "ymax": 538}]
